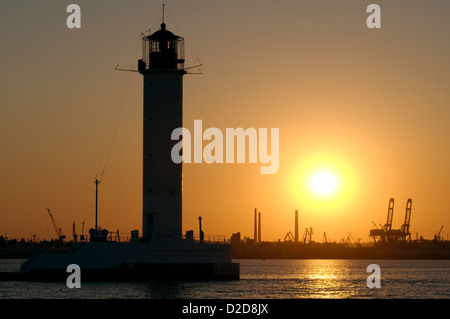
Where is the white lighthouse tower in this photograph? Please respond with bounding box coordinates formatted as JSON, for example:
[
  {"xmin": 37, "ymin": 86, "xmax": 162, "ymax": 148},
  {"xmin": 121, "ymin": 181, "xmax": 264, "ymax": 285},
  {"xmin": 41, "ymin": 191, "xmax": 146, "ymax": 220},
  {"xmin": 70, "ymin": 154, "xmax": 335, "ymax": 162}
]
[
  {"xmin": 19, "ymin": 16, "xmax": 239, "ymax": 281},
  {"xmin": 138, "ymin": 22, "xmax": 185, "ymax": 241}
]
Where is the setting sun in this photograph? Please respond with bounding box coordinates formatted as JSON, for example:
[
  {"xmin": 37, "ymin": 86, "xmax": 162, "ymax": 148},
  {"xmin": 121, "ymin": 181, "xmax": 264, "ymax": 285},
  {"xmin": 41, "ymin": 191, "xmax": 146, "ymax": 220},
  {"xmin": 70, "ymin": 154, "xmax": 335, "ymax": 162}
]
[
  {"xmin": 311, "ymin": 171, "xmax": 337, "ymax": 195},
  {"xmin": 287, "ymin": 151, "xmax": 359, "ymax": 220}
]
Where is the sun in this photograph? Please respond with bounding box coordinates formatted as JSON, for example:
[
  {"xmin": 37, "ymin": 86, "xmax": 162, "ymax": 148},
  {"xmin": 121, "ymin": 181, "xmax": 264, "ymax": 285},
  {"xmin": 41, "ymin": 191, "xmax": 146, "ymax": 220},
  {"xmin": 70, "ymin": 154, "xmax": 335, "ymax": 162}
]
[
  {"xmin": 311, "ymin": 171, "xmax": 337, "ymax": 195},
  {"xmin": 288, "ymin": 153, "xmax": 357, "ymax": 213}
]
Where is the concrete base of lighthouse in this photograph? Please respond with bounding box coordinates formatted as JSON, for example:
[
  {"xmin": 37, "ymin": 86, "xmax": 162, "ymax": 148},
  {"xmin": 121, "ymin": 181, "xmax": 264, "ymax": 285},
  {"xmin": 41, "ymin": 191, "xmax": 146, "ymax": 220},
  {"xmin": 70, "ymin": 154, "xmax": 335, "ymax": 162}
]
[{"xmin": 17, "ymin": 241, "xmax": 239, "ymax": 281}]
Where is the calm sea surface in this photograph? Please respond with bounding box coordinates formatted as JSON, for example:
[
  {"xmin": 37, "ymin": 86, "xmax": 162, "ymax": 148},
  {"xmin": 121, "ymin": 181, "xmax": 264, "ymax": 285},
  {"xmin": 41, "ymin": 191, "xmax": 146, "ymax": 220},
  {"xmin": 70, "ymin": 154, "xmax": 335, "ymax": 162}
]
[{"xmin": 1, "ymin": 259, "xmax": 449, "ymax": 299}]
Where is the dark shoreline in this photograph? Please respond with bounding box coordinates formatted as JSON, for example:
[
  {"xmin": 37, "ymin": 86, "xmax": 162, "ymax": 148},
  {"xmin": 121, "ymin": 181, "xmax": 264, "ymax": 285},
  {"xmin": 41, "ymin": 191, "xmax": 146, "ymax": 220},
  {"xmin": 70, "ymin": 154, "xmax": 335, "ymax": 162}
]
[
  {"xmin": 0, "ymin": 248, "xmax": 69, "ymax": 259},
  {"xmin": 230, "ymin": 241, "xmax": 450, "ymax": 260},
  {"xmin": 2, "ymin": 241, "xmax": 450, "ymax": 260}
]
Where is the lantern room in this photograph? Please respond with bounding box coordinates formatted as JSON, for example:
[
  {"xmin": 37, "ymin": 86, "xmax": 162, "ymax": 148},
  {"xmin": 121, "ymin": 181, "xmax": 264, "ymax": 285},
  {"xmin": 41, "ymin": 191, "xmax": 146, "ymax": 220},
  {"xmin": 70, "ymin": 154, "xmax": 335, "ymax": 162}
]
[{"xmin": 138, "ymin": 23, "xmax": 185, "ymax": 71}]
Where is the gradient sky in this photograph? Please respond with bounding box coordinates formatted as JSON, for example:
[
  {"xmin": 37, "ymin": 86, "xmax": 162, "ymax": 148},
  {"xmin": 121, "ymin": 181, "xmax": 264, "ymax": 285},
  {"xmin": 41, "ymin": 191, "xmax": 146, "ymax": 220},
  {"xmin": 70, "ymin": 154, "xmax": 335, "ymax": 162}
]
[{"xmin": 1, "ymin": 0, "xmax": 449, "ymax": 243}]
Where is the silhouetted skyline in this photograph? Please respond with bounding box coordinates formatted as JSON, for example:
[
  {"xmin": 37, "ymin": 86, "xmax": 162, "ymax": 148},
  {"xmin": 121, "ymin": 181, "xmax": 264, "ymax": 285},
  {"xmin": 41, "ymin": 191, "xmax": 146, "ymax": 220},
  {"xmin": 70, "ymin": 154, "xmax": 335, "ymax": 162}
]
[{"xmin": 1, "ymin": 1, "xmax": 449, "ymax": 243}]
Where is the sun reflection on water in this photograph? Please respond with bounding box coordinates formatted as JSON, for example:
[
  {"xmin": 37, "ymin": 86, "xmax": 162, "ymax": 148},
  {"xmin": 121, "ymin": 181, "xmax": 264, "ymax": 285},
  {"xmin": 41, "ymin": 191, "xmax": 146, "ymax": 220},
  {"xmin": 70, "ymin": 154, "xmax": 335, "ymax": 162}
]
[
  {"xmin": 295, "ymin": 260, "xmax": 358, "ymax": 298},
  {"xmin": 242, "ymin": 259, "xmax": 362, "ymax": 298}
]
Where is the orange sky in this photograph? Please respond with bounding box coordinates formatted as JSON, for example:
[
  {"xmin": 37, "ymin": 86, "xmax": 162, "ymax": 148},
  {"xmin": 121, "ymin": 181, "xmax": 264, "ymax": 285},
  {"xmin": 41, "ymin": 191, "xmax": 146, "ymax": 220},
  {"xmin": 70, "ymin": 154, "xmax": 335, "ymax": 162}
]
[{"xmin": 1, "ymin": 0, "xmax": 450, "ymax": 243}]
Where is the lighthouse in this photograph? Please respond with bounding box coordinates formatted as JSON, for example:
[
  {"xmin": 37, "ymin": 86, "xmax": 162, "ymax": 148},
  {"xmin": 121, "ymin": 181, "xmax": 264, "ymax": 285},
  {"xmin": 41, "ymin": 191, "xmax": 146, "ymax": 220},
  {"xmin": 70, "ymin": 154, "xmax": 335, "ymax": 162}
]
[
  {"xmin": 19, "ymin": 16, "xmax": 239, "ymax": 281},
  {"xmin": 138, "ymin": 22, "xmax": 186, "ymax": 241}
]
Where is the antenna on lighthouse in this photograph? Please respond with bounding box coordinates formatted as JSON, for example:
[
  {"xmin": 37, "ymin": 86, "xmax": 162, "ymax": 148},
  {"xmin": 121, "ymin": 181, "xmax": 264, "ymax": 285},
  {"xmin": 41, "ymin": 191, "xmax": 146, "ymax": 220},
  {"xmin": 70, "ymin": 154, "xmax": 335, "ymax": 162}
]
[
  {"xmin": 162, "ymin": 4, "xmax": 165, "ymax": 24},
  {"xmin": 94, "ymin": 178, "xmax": 100, "ymax": 232}
]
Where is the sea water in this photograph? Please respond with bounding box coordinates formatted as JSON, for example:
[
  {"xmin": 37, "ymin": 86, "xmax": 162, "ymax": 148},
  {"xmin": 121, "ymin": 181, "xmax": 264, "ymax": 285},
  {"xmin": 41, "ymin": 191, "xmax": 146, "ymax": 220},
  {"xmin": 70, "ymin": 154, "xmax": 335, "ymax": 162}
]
[{"xmin": 1, "ymin": 259, "xmax": 449, "ymax": 299}]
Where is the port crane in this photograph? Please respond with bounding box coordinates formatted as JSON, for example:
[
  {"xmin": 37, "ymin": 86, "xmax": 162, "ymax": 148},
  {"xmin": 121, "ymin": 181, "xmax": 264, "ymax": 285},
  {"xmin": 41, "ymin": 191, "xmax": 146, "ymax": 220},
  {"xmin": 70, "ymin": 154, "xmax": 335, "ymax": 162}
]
[
  {"xmin": 370, "ymin": 198, "xmax": 413, "ymax": 243},
  {"xmin": 302, "ymin": 227, "xmax": 313, "ymax": 244},
  {"xmin": 346, "ymin": 232, "xmax": 358, "ymax": 244},
  {"xmin": 384, "ymin": 198, "xmax": 395, "ymax": 241},
  {"xmin": 47, "ymin": 208, "xmax": 66, "ymax": 241},
  {"xmin": 435, "ymin": 225, "xmax": 444, "ymax": 241},
  {"xmin": 399, "ymin": 199, "xmax": 412, "ymax": 242},
  {"xmin": 284, "ymin": 231, "xmax": 295, "ymax": 242},
  {"xmin": 302, "ymin": 228, "xmax": 308, "ymax": 244},
  {"xmin": 372, "ymin": 221, "xmax": 381, "ymax": 229}
]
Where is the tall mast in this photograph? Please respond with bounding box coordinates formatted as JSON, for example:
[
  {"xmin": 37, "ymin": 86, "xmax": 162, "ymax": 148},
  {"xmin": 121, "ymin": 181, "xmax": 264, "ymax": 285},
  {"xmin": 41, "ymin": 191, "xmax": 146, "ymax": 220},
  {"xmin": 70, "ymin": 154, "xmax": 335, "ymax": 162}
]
[{"xmin": 95, "ymin": 178, "xmax": 100, "ymax": 231}]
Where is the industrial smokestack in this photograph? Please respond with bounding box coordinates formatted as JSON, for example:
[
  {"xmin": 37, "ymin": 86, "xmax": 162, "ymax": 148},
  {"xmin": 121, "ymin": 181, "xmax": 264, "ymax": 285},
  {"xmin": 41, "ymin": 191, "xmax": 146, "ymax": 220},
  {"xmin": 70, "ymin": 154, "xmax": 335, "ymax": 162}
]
[
  {"xmin": 254, "ymin": 208, "xmax": 257, "ymax": 245},
  {"xmin": 295, "ymin": 210, "xmax": 299, "ymax": 243},
  {"xmin": 258, "ymin": 212, "xmax": 261, "ymax": 244},
  {"xmin": 198, "ymin": 216, "xmax": 204, "ymax": 243}
]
